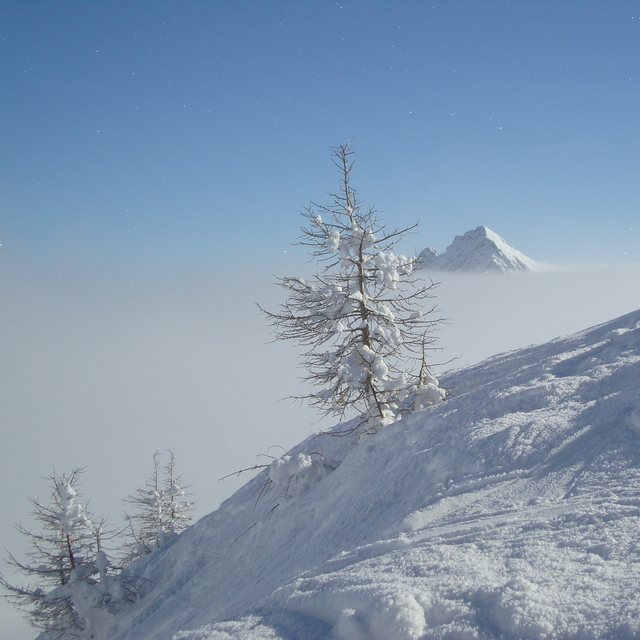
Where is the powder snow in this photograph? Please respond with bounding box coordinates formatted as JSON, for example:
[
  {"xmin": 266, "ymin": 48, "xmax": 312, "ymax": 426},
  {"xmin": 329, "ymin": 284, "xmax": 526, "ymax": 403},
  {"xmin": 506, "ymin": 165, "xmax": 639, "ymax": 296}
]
[{"xmin": 105, "ymin": 310, "xmax": 640, "ymax": 640}]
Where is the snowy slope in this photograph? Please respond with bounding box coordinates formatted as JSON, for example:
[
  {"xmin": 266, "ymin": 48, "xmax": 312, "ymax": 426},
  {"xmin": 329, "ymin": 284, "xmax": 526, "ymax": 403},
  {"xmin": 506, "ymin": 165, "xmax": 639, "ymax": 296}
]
[
  {"xmin": 418, "ymin": 226, "xmax": 537, "ymax": 272},
  {"xmin": 106, "ymin": 310, "xmax": 640, "ymax": 640}
]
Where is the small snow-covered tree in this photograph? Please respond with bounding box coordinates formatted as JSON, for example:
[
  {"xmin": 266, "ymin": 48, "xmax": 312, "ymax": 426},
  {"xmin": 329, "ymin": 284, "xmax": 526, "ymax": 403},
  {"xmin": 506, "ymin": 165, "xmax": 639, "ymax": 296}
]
[
  {"xmin": 0, "ymin": 468, "xmax": 135, "ymax": 640},
  {"xmin": 122, "ymin": 450, "xmax": 194, "ymax": 566},
  {"xmin": 261, "ymin": 143, "xmax": 445, "ymax": 436}
]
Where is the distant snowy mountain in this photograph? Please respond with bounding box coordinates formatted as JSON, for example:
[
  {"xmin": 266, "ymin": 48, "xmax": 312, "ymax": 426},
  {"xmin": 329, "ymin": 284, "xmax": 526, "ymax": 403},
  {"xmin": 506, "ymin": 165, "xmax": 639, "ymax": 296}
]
[
  {"xmin": 418, "ymin": 226, "xmax": 537, "ymax": 273},
  {"xmin": 105, "ymin": 310, "xmax": 640, "ymax": 640}
]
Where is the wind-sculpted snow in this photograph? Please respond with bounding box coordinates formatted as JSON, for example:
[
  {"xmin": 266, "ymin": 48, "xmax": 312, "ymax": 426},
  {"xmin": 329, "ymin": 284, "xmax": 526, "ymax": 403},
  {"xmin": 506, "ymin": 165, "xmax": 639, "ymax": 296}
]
[{"xmin": 105, "ymin": 310, "xmax": 640, "ymax": 640}]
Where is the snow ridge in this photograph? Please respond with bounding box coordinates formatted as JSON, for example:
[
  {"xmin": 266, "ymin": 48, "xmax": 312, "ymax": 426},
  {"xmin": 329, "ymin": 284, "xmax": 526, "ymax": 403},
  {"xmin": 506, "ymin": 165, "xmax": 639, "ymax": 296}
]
[
  {"xmin": 418, "ymin": 226, "xmax": 537, "ymax": 273},
  {"xmin": 105, "ymin": 310, "xmax": 640, "ymax": 640}
]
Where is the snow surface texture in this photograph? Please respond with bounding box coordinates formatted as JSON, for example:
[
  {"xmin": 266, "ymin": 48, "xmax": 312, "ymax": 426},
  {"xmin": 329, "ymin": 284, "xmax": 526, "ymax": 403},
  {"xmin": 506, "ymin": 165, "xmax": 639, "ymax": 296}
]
[
  {"xmin": 105, "ymin": 310, "xmax": 640, "ymax": 640},
  {"xmin": 418, "ymin": 226, "xmax": 537, "ymax": 273}
]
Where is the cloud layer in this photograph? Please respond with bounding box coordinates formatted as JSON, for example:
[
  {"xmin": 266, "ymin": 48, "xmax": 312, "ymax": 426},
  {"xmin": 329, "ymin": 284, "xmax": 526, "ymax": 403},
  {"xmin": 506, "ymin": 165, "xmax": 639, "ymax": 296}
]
[{"xmin": 1, "ymin": 259, "xmax": 639, "ymax": 639}]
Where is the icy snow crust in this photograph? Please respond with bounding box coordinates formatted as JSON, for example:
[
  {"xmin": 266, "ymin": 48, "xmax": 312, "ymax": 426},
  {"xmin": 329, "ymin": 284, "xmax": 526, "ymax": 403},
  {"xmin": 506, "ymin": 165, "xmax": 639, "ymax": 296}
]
[
  {"xmin": 418, "ymin": 226, "xmax": 537, "ymax": 273},
  {"xmin": 106, "ymin": 310, "xmax": 640, "ymax": 640}
]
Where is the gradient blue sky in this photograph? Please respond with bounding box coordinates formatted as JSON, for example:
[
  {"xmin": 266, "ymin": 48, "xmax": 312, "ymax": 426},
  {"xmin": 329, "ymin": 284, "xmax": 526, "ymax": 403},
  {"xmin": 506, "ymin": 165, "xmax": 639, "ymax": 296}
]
[{"xmin": 2, "ymin": 1, "xmax": 640, "ymax": 267}]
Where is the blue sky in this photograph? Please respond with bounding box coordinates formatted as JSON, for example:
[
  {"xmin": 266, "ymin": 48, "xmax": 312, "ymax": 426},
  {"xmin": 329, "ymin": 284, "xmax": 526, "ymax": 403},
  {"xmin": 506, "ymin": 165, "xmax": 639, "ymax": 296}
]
[
  {"xmin": 2, "ymin": 5, "xmax": 640, "ymax": 636},
  {"xmin": 2, "ymin": 1, "xmax": 639, "ymax": 267}
]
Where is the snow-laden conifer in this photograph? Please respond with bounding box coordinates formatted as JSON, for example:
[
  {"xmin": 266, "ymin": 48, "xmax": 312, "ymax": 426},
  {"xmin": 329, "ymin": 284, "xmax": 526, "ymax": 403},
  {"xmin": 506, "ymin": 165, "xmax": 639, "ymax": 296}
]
[
  {"xmin": 261, "ymin": 144, "xmax": 445, "ymax": 436},
  {"xmin": 0, "ymin": 468, "xmax": 135, "ymax": 640},
  {"xmin": 121, "ymin": 450, "xmax": 194, "ymax": 566}
]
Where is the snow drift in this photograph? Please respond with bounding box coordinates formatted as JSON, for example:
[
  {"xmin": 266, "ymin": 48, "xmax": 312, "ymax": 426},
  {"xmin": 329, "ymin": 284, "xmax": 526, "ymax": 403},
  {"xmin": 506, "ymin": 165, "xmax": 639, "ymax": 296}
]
[
  {"xmin": 106, "ymin": 310, "xmax": 640, "ymax": 640},
  {"xmin": 418, "ymin": 226, "xmax": 537, "ymax": 273}
]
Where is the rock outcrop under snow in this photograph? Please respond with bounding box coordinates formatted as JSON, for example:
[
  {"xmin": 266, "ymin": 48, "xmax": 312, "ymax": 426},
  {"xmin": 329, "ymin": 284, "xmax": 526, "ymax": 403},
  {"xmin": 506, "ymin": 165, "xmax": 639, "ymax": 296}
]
[{"xmin": 418, "ymin": 226, "xmax": 537, "ymax": 273}]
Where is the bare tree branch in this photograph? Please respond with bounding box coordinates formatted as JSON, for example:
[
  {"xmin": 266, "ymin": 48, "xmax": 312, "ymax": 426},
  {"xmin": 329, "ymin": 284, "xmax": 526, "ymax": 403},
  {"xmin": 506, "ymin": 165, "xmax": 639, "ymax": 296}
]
[{"xmin": 260, "ymin": 143, "xmax": 446, "ymax": 437}]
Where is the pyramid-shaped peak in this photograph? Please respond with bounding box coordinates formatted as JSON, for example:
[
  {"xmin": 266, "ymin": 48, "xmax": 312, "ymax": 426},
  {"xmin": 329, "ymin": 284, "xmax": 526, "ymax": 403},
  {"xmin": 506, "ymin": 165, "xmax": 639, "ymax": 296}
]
[{"xmin": 418, "ymin": 226, "xmax": 537, "ymax": 273}]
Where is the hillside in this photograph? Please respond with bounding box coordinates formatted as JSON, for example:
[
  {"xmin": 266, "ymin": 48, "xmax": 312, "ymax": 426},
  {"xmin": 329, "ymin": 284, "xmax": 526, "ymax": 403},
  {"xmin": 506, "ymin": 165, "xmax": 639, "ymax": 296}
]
[
  {"xmin": 418, "ymin": 226, "xmax": 537, "ymax": 273},
  {"xmin": 105, "ymin": 309, "xmax": 640, "ymax": 640}
]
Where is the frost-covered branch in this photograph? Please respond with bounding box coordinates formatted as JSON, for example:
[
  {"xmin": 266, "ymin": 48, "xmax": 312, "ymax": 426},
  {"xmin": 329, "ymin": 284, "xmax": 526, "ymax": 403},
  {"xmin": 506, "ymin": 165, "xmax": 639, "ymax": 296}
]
[
  {"xmin": 1, "ymin": 468, "xmax": 136, "ymax": 640},
  {"xmin": 261, "ymin": 143, "xmax": 446, "ymax": 436},
  {"xmin": 121, "ymin": 450, "xmax": 194, "ymax": 567}
]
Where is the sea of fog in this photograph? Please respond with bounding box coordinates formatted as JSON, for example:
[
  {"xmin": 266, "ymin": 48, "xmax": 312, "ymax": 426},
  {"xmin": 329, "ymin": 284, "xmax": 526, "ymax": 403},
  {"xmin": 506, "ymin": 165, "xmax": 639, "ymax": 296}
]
[{"xmin": 1, "ymin": 260, "xmax": 639, "ymax": 640}]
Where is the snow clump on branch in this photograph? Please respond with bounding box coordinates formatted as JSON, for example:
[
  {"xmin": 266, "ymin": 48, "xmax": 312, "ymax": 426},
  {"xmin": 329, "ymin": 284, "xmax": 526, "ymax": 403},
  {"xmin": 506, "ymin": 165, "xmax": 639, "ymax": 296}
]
[{"xmin": 260, "ymin": 143, "xmax": 445, "ymax": 437}]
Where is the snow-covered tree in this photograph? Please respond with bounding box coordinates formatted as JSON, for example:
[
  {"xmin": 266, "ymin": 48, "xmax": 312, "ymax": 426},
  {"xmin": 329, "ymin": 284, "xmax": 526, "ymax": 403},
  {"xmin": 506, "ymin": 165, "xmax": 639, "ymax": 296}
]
[
  {"xmin": 261, "ymin": 143, "xmax": 445, "ymax": 436},
  {"xmin": 0, "ymin": 468, "xmax": 135, "ymax": 640},
  {"xmin": 122, "ymin": 450, "xmax": 194, "ymax": 566}
]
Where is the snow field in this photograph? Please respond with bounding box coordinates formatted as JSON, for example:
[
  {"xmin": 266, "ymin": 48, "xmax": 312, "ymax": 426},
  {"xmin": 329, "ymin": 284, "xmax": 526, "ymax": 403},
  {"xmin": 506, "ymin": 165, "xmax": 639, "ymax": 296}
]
[{"xmin": 103, "ymin": 310, "xmax": 640, "ymax": 640}]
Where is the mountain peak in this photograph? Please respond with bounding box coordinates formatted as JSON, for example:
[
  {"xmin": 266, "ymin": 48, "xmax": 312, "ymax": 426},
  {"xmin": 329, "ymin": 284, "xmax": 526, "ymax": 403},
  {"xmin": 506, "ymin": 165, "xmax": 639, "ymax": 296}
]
[{"xmin": 418, "ymin": 226, "xmax": 537, "ymax": 273}]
